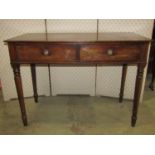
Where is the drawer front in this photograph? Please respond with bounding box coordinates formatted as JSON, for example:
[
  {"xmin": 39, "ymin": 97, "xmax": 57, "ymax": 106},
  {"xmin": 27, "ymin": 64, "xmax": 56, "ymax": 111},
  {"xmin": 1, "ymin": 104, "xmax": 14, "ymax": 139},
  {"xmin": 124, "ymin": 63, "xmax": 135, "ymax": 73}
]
[
  {"xmin": 80, "ymin": 44, "xmax": 141, "ymax": 62},
  {"xmin": 15, "ymin": 44, "xmax": 77, "ymax": 62}
]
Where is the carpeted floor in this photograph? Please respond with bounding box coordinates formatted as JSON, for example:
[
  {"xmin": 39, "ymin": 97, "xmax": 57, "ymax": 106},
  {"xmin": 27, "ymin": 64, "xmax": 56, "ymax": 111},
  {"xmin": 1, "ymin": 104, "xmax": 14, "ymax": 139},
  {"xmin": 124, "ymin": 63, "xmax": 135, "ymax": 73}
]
[{"xmin": 0, "ymin": 80, "xmax": 155, "ymax": 135}]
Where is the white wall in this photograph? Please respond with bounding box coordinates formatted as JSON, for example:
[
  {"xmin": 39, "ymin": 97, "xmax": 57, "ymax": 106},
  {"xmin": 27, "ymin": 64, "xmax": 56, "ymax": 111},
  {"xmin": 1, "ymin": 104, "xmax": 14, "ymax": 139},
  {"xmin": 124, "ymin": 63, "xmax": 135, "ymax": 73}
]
[
  {"xmin": 0, "ymin": 20, "xmax": 50, "ymax": 101},
  {"xmin": 0, "ymin": 19, "xmax": 153, "ymax": 101}
]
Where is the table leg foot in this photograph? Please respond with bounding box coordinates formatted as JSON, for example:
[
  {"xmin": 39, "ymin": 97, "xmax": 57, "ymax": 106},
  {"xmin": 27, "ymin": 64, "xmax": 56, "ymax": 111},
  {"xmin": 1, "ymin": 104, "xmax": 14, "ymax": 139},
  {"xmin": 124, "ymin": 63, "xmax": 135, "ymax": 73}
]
[
  {"xmin": 23, "ymin": 116, "xmax": 28, "ymax": 126},
  {"xmin": 131, "ymin": 116, "xmax": 137, "ymax": 127},
  {"xmin": 149, "ymin": 82, "xmax": 154, "ymax": 91},
  {"xmin": 34, "ymin": 96, "xmax": 38, "ymax": 103}
]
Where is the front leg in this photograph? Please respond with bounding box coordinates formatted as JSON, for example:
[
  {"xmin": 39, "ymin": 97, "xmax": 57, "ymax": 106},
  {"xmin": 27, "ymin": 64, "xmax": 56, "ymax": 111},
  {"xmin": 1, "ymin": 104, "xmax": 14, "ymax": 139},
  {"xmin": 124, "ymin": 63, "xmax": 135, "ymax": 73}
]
[
  {"xmin": 12, "ymin": 64, "xmax": 28, "ymax": 126},
  {"xmin": 131, "ymin": 64, "xmax": 145, "ymax": 127}
]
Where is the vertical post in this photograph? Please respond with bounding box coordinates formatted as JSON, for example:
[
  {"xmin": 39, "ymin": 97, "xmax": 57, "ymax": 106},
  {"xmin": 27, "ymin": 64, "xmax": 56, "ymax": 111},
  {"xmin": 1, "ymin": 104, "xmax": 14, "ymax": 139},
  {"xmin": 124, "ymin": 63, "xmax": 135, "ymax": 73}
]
[
  {"xmin": 149, "ymin": 54, "xmax": 155, "ymax": 90},
  {"xmin": 131, "ymin": 64, "xmax": 145, "ymax": 127},
  {"xmin": 119, "ymin": 64, "xmax": 127, "ymax": 103},
  {"xmin": 31, "ymin": 64, "xmax": 38, "ymax": 102},
  {"xmin": 12, "ymin": 64, "xmax": 28, "ymax": 126}
]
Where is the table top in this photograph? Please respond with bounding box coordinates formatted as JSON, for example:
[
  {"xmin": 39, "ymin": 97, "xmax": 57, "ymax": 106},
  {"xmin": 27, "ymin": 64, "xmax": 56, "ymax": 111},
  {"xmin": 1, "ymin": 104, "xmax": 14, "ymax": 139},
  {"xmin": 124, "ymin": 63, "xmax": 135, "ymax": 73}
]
[{"xmin": 5, "ymin": 32, "xmax": 151, "ymax": 42}]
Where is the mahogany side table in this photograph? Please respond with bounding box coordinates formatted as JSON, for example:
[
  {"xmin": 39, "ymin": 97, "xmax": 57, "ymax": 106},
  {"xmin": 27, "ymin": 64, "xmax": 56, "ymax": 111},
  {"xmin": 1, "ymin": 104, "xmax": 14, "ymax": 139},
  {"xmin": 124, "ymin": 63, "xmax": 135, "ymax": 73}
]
[{"xmin": 5, "ymin": 33, "xmax": 150, "ymax": 126}]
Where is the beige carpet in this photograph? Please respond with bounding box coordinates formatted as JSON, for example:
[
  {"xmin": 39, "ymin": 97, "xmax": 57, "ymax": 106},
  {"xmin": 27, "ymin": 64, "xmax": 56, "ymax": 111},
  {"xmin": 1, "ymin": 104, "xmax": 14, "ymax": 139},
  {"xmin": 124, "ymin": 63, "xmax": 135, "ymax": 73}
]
[{"xmin": 0, "ymin": 82, "xmax": 155, "ymax": 134}]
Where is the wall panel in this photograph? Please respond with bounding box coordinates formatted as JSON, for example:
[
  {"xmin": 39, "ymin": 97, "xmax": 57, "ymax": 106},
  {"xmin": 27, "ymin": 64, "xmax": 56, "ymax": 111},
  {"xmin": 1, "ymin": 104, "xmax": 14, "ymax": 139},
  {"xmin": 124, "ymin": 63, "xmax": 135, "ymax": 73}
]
[
  {"xmin": 47, "ymin": 19, "xmax": 97, "ymax": 96},
  {"xmin": 0, "ymin": 19, "xmax": 50, "ymax": 101}
]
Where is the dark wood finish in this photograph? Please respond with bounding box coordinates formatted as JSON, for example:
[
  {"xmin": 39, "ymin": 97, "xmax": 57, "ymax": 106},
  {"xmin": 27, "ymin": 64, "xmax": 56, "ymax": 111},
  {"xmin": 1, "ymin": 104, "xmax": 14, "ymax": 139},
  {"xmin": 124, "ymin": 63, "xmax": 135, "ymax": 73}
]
[
  {"xmin": 12, "ymin": 64, "xmax": 28, "ymax": 126},
  {"xmin": 149, "ymin": 56, "xmax": 155, "ymax": 90},
  {"xmin": 149, "ymin": 44, "xmax": 155, "ymax": 90},
  {"xmin": 5, "ymin": 32, "xmax": 149, "ymax": 42},
  {"xmin": 80, "ymin": 43, "xmax": 142, "ymax": 62},
  {"xmin": 132, "ymin": 64, "xmax": 145, "ymax": 127},
  {"xmin": 15, "ymin": 43, "xmax": 77, "ymax": 63},
  {"xmin": 119, "ymin": 64, "xmax": 127, "ymax": 103},
  {"xmin": 148, "ymin": 21, "xmax": 155, "ymax": 91},
  {"xmin": 31, "ymin": 64, "xmax": 38, "ymax": 103},
  {"xmin": 5, "ymin": 33, "xmax": 150, "ymax": 126}
]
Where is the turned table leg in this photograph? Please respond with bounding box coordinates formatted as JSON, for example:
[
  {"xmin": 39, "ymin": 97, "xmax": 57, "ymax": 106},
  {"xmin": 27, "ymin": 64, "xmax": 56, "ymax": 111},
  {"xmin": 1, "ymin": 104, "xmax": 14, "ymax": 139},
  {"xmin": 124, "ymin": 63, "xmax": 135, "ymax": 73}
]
[
  {"xmin": 12, "ymin": 64, "xmax": 28, "ymax": 126},
  {"xmin": 131, "ymin": 64, "xmax": 145, "ymax": 127},
  {"xmin": 119, "ymin": 64, "xmax": 127, "ymax": 103},
  {"xmin": 31, "ymin": 64, "xmax": 38, "ymax": 103},
  {"xmin": 149, "ymin": 56, "xmax": 155, "ymax": 91}
]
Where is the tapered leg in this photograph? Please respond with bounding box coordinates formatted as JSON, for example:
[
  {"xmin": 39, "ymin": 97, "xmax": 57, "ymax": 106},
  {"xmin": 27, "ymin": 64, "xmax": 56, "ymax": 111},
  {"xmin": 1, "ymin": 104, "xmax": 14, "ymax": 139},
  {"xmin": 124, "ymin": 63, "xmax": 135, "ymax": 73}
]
[
  {"xmin": 149, "ymin": 58, "xmax": 155, "ymax": 91},
  {"xmin": 131, "ymin": 64, "xmax": 145, "ymax": 127},
  {"xmin": 149, "ymin": 70, "xmax": 155, "ymax": 91},
  {"xmin": 31, "ymin": 64, "xmax": 38, "ymax": 103},
  {"xmin": 119, "ymin": 64, "xmax": 127, "ymax": 103},
  {"xmin": 12, "ymin": 64, "xmax": 28, "ymax": 126}
]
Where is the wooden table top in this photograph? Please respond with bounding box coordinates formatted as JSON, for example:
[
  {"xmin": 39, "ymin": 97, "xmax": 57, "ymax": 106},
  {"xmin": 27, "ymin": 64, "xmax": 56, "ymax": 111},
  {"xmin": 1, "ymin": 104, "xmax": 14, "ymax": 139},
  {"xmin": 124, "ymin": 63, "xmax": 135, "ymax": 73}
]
[{"xmin": 5, "ymin": 32, "xmax": 151, "ymax": 42}]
